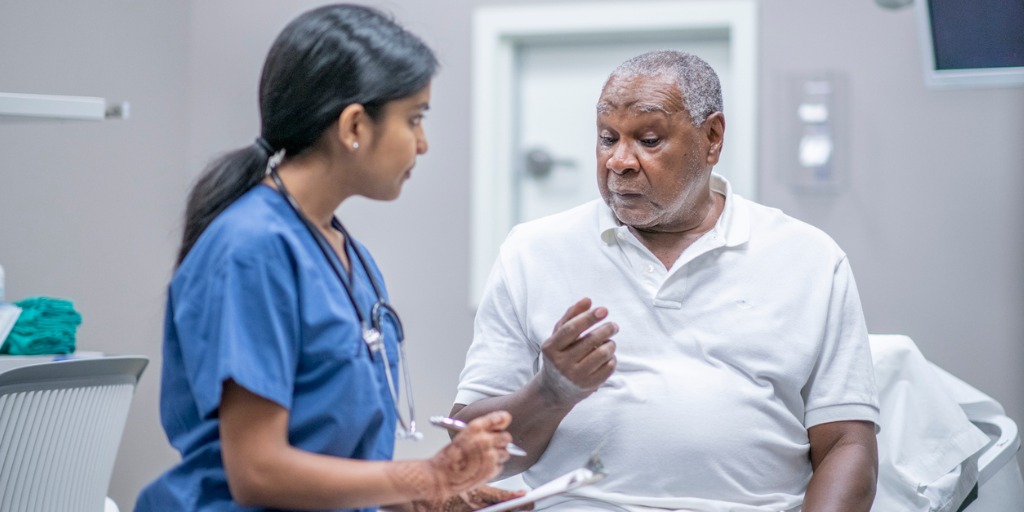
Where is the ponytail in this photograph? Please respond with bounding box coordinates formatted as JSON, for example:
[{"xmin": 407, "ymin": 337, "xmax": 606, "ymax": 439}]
[
  {"xmin": 176, "ymin": 143, "xmax": 269, "ymax": 266},
  {"xmin": 175, "ymin": 4, "xmax": 437, "ymax": 267}
]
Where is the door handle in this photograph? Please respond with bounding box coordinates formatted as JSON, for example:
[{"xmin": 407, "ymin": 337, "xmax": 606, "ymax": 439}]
[{"xmin": 523, "ymin": 147, "xmax": 577, "ymax": 179}]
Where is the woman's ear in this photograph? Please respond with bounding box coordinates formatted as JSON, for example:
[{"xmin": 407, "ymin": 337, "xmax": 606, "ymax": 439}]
[
  {"xmin": 704, "ymin": 111, "xmax": 726, "ymax": 165},
  {"xmin": 337, "ymin": 103, "xmax": 369, "ymax": 152}
]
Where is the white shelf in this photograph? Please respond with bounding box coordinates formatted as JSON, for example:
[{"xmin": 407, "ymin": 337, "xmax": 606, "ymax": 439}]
[{"xmin": 0, "ymin": 92, "xmax": 129, "ymax": 120}]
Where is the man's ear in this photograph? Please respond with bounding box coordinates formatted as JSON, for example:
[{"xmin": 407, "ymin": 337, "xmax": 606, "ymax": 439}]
[
  {"xmin": 704, "ymin": 111, "xmax": 726, "ymax": 165},
  {"xmin": 337, "ymin": 103, "xmax": 370, "ymax": 152}
]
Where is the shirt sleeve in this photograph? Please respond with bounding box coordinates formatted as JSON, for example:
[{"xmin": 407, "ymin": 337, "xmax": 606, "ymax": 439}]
[
  {"xmin": 802, "ymin": 255, "xmax": 880, "ymax": 429},
  {"xmin": 172, "ymin": 236, "xmax": 300, "ymax": 419},
  {"xmin": 455, "ymin": 248, "xmax": 540, "ymax": 405}
]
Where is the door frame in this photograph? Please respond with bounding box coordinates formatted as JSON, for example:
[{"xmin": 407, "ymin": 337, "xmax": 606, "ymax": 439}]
[{"xmin": 470, "ymin": 1, "xmax": 759, "ymax": 307}]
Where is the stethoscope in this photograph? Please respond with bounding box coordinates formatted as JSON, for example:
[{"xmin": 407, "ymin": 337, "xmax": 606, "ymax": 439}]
[{"xmin": 266, "ymin": 152, "xmax": 421, "ymax": 441}]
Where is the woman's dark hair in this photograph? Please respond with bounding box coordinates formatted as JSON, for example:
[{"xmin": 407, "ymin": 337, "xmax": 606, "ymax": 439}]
[{"xmin": 176, "ymin": 4, "xmax": 438, "ymax": 266}]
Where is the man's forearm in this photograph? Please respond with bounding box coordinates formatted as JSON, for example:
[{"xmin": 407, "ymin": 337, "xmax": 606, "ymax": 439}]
[
  {"xmin": 803, "ymin": 434, "xmax": 878, "ymax": 512},
  {"xmin": 452, "ymin": 377, "xmax": 574, "ymax": 477}
]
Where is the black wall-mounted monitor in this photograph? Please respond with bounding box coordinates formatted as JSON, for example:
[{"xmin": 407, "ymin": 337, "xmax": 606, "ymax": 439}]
[{"xmin": 916, "ymin": 0, "xmax": 1024, "ymax": 88}]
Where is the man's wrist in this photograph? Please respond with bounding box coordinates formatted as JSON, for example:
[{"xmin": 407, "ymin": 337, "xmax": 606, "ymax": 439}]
[{"xmin": 532, "ymin": 370, "xmax": 586, "ymax": 409}]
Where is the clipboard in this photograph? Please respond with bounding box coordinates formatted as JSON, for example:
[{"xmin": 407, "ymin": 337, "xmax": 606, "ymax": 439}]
[{"xmin": 476, "ymin": 454, "xmax": 607, "ymax": 512}]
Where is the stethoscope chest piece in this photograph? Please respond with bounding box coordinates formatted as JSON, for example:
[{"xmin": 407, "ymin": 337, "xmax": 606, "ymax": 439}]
[{"xmin": 363, "ymin": 326, "xmax": 384, "ymax": 356}]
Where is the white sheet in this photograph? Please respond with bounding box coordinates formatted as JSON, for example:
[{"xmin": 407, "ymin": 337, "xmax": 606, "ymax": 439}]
[{"xmin": 870, "ymin": 334, "xmax": 991, "ymax": 512}]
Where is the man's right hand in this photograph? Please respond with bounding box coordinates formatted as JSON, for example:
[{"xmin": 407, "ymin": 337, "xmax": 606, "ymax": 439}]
[
  {"xmin": 538, "ymin": 298, "xmax": 618, "ymax": 406},
  {"xmin": 449, "ymin": 298, "xmax": 618, "ymax": 478}
]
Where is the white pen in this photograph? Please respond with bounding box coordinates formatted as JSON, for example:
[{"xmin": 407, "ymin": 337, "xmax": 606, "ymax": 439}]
[{"xmin": 429, "ymin": 416, "xmax": 528, "ymax": 456}]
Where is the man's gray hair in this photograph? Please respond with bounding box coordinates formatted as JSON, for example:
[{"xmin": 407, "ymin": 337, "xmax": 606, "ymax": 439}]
[{"xmin": 608, "ymin": 50, "xmax": 723, "ymax": 126}]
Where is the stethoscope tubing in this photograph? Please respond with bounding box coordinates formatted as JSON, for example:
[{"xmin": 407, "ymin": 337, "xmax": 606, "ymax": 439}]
[{"xmin": 267, "ymin": 164, "xmax": 419, "ymax": 439}]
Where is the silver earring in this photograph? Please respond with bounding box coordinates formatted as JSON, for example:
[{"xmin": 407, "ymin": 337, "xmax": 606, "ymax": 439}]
[{"xmin": 352, "ymin": 142, "xmax": 360, "ymax": 150}]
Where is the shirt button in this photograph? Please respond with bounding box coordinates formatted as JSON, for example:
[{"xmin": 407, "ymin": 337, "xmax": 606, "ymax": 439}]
[{"xmin": 645, "ymin": 264, "xmax": 654, "ymax": 273}]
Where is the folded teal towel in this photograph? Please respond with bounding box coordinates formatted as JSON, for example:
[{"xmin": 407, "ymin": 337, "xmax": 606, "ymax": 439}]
[{"xmin": 0, "ymin": 297, "xmax": 82, "ymax": 355}]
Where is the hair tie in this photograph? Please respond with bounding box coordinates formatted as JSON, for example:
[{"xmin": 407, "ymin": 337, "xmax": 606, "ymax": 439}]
[{"xmin": 254, "ymin": 137, "xmax": 275, "ymax": 156}]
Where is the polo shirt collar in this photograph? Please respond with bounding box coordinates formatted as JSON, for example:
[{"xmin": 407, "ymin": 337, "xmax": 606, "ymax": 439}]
[
  {"xmin": 598, "ymin": 172, "xmax": 750, "ymax": 248},
  {"xmin": 711, "ymin": 173, "xmax": 750, "ymax": 248}
]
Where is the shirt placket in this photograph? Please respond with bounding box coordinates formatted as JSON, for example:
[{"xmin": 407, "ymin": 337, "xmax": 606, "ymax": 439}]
[
  {"xmin": 614, "ymin": 228, "xmax": 668, "ymax": 304},
  {"xmin": 617, "ymin": 227, "xmax": 726, "ymax": 309}
]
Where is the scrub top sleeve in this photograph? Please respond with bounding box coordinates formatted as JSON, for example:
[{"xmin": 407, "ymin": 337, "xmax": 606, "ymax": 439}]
[
  {"xmin": 456, "ymin": 254, "xmax": 539, "ymax": 405},
  {"xmin": 175, "ymin": 239, "xmax": 301, "ymax": 420},
  {"xmin": 802, "ymin": 256, "xmax": 880, "ymax": 429}
]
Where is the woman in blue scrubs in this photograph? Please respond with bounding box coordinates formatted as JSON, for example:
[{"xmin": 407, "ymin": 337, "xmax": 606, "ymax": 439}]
[{"xmin": 136, "ymin": 4, "xmax": 521, "ymax": 511}]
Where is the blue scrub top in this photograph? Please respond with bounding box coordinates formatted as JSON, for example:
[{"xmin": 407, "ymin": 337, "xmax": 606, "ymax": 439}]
[{"xmin": 136, "ymin": 185, "xmax": 400, "ymax": 512}]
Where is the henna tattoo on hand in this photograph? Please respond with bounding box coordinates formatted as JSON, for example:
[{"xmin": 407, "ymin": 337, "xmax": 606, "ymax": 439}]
[
  {"xmin": 384, "ymin": 437, "xmax": 496, "ymax": 504},
  {"xmin": 385, "ymin": 461, "xmax": 446, "ymax": 502},
  {"xmin": 404, "ymin": 490, "xmax": 493, "ymax": 512},
  {"xmin": 408, "ymin": 495, "xmax": 469, "ymax": 512},
  {"xmin": 408, "ymin": 487, "xmax": 527, "ymax": 512},
  {"xmin": 429, "ymin": 434, "xmax": 494, "ymax": 495},
  {"xmin": 389, "ymin": 413, "xmax": 512, "ymax": 510}
]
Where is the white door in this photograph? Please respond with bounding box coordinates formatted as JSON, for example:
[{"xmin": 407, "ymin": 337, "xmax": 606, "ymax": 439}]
[
  {"xmin": 515, "ymin": 35, "xmax": 734, "ymax": 224},
  {"xmin": 470, "ymin": 1, "xmax": 758, "ymax": 306}
]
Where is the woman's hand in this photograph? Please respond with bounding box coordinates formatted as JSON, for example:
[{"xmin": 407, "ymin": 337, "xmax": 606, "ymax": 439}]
[
  {"xmin": 451, "ymin": 486, "xmax": 533, "ymax": 511},
  {"xmin": 384, "ymin": 411, "xmax": 515, "ymax": 503},
  {"xmin": 399, "ymin": 485, "xmax": 533, "ymax": 512},
  {"xmin": 428, "ymin": 411, "xmax": 515, "ymax": 496}
]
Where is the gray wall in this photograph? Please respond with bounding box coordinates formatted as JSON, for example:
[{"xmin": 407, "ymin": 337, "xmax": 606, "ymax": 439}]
[
  {"xmin": 1, "ymin": 1, "xmax": 1021, "ymax": 509},
  {"xmin": 0, "ymin": 1, "xmax": 189, "ymax": 507},
  {"xmin": 757, "ymin": 0, "xmax": 1024, "ymax": 439}
]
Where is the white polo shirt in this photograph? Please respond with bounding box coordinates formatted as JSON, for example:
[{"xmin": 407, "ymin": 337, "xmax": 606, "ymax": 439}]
[{"xmin": 456, "ymin": 175, "xmax": 879, "ymax": 512}]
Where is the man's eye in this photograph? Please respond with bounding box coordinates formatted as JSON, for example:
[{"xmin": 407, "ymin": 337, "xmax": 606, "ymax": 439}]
[
  {"xmin": 641, "ymin": 138, "xmax": 660, "ymax": 146},
  {"xmin": 599, "ymin": 136, "xmax": 617, "ymax": 146},
  {"xmin": 410, "ymin": 115, "xmax": 424, "ymax": 126}
]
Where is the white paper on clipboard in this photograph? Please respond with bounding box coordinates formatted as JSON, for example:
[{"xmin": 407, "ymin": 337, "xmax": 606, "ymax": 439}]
[
  {"xmin": 0, "ymin": 304, "xmax": 21, "ymax": 346},
  {"xmin": 476, "ymin": 461, "xmax": 607, "ymax": 512}
]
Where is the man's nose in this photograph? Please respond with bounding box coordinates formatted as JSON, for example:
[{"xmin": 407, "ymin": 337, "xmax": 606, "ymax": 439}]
[{"xmin": 606, "ymin": 141, "xmax": 639, "ymax": 175}]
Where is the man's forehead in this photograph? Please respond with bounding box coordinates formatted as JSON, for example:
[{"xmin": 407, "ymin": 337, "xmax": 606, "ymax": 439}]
[{"xmin": 597, "ymin": 73, "xmax": 684, "ymax": 115}]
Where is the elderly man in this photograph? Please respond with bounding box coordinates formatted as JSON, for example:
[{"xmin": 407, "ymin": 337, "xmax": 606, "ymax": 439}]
[{"xmin": 451, "ymin": 50, "xmax": 879, "ymax": 512}]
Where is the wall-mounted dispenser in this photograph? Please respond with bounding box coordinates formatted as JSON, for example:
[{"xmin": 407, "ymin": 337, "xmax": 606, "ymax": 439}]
[{"xmin": 787, "ymin": 72, "xmax": 842, "ymax": 193}]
